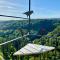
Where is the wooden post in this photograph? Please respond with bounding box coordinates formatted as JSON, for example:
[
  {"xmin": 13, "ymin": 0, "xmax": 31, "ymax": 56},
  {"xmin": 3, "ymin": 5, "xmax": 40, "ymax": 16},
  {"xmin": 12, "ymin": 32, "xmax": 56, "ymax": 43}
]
[
  {"xmin": 34, "ymin": 56, "xmax": 36, "ymax": 60},
  {"xmin": 43, "ymin": 53, "xmax": 45, "ymax": 60},
  {"xmin": 18, "ymin": 55, "xmax": 21, "ymax": 60},
  {"xmin": 27, "ymin": 56, "xmax": 29, "ymax": 60},
  {"xmin": 39, "ymin": 54, "xmax": 41, "ymax": 60},
  {"xmin": 28, "ymin": 0, "xmax": 31, "ymax": 35},
  {"xmin": 47, "ymin": 51, "xmax": 49, "ymax": 60},
  {"xmin": 20, "ymin": 56, "xmax": 24, "ymax": 60},
  {"xmin": 13, "ymin": 55, "xmax": 17, "ymax": 60},
  {"xmin": 34, "ymin": 55, "xmax": 39, "ymax": 60}
]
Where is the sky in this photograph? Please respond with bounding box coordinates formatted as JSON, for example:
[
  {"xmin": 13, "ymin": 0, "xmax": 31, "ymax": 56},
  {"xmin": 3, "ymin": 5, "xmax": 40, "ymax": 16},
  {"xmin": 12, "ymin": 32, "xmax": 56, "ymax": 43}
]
[{"xmin": 0, "ymin": 0, "xmax": 60, "ymax": 21}]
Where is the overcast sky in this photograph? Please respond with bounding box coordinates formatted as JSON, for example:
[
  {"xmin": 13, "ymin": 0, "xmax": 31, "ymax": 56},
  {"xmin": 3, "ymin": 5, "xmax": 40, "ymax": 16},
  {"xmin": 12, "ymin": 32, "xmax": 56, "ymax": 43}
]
[{"xmin": 0, "ymin": 0, "xmax": 60, "ymax": 21}]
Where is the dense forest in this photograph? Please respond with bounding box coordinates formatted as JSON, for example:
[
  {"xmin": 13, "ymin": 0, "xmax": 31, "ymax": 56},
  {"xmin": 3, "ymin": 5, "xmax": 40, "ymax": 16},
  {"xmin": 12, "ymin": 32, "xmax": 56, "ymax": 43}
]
[{"xmin": 0, "ymin": 19, "xmax": 60, "ymax": 60}]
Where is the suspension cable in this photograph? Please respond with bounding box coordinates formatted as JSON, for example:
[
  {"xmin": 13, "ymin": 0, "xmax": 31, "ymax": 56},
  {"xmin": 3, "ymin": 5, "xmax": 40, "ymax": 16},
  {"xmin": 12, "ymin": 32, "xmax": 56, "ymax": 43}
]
[
  {"xmin": 0, "ymin": 33, "xmax": 29, "ymax": 46},
  {"xmin": 0, "ymin": 15, "xmax": 28, "ymax": 19}
]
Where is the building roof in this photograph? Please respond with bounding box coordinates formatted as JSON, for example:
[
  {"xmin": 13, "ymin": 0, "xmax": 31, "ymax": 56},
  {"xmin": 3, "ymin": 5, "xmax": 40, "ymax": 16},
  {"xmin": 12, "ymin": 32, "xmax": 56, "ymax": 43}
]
[{"xmin": 13, "ymin": 43, "xmax": 55, "ymax": 56}]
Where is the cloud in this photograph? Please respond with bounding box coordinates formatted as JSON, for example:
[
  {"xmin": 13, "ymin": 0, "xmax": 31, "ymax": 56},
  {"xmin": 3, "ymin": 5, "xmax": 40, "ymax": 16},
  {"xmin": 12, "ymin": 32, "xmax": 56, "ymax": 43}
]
[
  {"xmin": 0, "ymin": 0, "xmax": 60, "ymax": 20},
  {"xmin": 0, "ymin": 0, "xmax": 28, "ymax": 14},
  {"xmin": 31, "ymin": 7, "xmax": 60, "ymax": 19}
]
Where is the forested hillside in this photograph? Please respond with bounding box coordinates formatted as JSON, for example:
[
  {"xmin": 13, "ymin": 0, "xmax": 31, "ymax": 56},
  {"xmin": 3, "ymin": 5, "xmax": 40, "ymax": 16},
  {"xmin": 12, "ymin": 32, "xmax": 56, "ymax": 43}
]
[{"xmin": 0, "ymin": 19, "xmax": 60, "ymax": 60}]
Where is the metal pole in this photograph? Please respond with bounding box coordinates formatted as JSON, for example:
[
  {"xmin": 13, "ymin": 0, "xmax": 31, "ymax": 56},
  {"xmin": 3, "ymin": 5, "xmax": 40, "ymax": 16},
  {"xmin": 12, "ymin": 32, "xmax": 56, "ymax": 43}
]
[{"xmin": 29, "ymin": 0, "xmax": 31, "ymax": 35}]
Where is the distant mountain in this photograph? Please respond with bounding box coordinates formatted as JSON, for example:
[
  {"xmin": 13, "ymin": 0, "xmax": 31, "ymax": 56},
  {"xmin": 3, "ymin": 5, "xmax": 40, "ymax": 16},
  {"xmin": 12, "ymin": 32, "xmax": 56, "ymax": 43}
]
[
  {"xmin": 0, "ymin": 19, "xmax": 60, "ymax": 35},
  {"xmin": 23, "ymin": 19, "xmax": 60, "ymax": 35}
]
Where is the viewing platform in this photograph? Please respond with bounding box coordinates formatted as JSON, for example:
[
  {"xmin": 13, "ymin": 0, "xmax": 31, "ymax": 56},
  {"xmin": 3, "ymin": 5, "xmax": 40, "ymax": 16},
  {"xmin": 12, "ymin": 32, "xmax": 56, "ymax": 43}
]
[{"xmin": 14, "ymin": 43, "xmax": 55, "ymax": 60}]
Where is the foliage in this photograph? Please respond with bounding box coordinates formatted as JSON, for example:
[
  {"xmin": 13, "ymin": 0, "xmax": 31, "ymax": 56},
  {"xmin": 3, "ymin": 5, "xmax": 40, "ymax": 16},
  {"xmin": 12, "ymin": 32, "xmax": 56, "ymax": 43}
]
[{"xmin": 0, "ymin": 19, "xmax": 60, "ymax": 60}]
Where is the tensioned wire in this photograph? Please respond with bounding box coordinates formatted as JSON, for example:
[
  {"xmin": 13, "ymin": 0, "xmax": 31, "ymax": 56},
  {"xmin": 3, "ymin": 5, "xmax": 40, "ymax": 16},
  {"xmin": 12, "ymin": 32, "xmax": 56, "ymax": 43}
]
[{"xmin": 0, "ymin": 0, "xmax": 28, "ymax": 19}]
